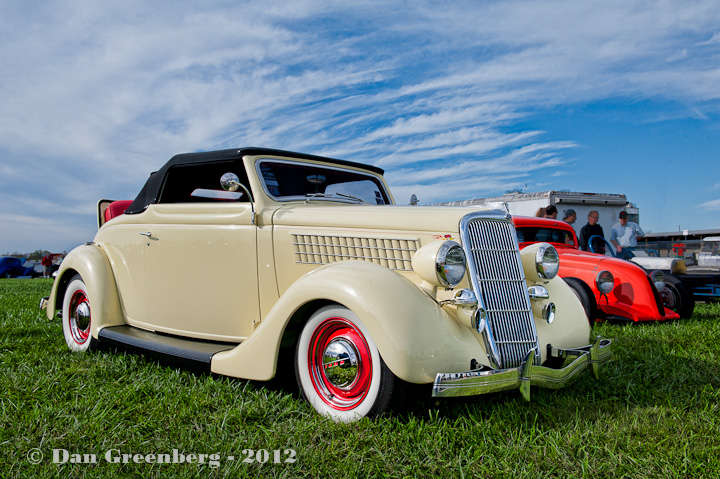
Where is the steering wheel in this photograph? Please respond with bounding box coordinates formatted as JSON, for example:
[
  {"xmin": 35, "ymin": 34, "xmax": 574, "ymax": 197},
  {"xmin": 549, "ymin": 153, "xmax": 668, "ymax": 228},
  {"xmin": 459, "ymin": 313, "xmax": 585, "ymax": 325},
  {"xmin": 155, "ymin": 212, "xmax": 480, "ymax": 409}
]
[{"xmin": 588, "ymin": 235, "xmax": 617, "ymax": 257}]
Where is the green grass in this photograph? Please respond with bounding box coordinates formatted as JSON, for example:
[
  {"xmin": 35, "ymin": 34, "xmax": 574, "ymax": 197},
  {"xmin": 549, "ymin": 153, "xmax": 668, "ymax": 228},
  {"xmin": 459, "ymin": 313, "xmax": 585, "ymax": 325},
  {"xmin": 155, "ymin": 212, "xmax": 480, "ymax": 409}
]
[{"xmin": 2, "ymin": 279, "xmax": 719, "ymax": 478}]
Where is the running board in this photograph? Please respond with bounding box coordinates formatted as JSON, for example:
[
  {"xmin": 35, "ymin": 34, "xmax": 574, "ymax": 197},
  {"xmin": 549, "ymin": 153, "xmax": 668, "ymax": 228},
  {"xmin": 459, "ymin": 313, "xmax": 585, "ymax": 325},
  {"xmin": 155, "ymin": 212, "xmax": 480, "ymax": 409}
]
[{"xmin": 98, "ymin": 325, "xmax": 238, "ymax": 370}]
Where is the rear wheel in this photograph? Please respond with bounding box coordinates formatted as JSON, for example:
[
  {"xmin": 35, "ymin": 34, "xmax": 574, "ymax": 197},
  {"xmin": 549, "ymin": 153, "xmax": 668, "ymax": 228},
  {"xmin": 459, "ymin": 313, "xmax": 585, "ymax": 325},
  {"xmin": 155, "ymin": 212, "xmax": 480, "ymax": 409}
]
[
  {"xmin": 563, "ymin": 277, "xmax": 597, "ymax": 325},
  {"xmin": 62, "ymin": 275, "xmax": 98, "ymax": 352},
  {"xmin": 295, "ymin": 305, "xmax": 395, "ymax": 422},
  {"xmin": 661, "ymin": 275, "xmax": 695, "ymax": 319}
]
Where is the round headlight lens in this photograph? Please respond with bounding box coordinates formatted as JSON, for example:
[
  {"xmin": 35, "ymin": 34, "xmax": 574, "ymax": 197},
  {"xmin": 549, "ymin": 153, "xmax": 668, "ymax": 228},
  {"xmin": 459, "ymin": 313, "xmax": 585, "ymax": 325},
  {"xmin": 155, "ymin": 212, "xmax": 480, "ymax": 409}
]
[
  {"xmin": 595, "ymin": 270, "xmax": 615, "ymax": 295},
  {"xmin": 535, "ymin": 244, "xmax": 560, "ymax": 280},
  {"xmin": 436, "ymin": 242, "xmax": 467, "ymax": 287},
  {"xmin": 650, "ymin": 270, "xmax": 665, "ymax": 292}
]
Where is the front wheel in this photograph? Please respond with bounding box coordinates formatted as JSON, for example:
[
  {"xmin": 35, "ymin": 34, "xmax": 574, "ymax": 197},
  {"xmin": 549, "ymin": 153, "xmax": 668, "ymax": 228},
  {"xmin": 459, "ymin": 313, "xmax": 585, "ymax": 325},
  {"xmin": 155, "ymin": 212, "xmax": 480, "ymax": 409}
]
[
  {"xmin": 62, "ymin": 275, "xmax": 98, "ymax": 352},
  {"xmin": 661, "ymin": 275, "xmax": 695, "ymax": 319},
  {"xmin": 295, "ymin": 305, "xmax": 396, "ymax": 422}
]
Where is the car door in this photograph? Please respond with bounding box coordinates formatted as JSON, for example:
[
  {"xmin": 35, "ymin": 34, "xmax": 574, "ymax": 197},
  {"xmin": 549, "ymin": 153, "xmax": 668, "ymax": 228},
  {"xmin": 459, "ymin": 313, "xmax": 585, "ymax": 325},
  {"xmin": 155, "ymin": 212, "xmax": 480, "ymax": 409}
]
[
  {"xmin": 142, "ymin": 161, "xmax": 259, "ymax": 342},
  {"xmin": 96, "ymin": 222, "xmax": 152, "ymax": 324}
]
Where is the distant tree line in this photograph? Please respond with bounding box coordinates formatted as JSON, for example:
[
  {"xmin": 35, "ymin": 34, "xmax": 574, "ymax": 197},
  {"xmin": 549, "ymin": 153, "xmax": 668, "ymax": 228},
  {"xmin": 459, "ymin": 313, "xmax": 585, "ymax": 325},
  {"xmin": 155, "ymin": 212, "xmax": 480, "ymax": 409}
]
[{"xmin": 3, "ymin": 250, "xmax": 67, "ymax": 261}]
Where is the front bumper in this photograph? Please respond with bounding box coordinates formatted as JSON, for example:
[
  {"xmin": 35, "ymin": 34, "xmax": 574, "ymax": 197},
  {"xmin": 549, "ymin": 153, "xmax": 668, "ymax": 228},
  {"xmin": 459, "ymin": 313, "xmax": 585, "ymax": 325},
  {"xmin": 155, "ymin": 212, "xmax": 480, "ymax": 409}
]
[{"xmin": 432, "ymin": 336, "xmax": 612, "ymax": 400}]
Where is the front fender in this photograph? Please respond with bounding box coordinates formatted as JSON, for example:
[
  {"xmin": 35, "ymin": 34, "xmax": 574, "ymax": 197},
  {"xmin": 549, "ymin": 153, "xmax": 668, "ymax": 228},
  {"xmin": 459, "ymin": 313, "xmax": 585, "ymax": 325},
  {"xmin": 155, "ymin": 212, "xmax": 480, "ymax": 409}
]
[
  {"xmin": 47, "ymin": 243, "xmax": 124, "ymax": 338},
  {"xmin": 211, "ymin": 261, "xmax": 488, "ymax": 383}
]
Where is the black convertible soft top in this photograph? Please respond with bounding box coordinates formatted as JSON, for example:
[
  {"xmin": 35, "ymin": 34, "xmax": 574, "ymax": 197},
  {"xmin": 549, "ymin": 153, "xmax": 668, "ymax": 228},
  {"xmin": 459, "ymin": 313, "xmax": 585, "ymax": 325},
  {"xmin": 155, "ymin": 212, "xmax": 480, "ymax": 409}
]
[{"xmin": 125, "ymin": 147, "xmax": 385, "ymax": 215}]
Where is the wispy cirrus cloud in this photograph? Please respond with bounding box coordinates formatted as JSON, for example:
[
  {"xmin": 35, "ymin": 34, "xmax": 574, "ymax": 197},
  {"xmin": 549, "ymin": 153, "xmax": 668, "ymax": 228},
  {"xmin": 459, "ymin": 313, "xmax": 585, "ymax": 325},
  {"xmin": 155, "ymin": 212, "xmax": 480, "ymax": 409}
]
[
  {"xmin": 700, "ymin": 199, "xmax": 720, "ymax": 211},
  {"xmin": 1, "ymin": 0, "xmax": 720, "ymax": 251}
]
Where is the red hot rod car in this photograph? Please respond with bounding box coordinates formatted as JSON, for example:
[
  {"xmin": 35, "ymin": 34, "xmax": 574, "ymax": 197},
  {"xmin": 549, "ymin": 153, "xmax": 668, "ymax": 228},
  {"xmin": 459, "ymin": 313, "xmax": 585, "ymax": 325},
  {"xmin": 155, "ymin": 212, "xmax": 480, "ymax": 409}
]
[{"xmin": 512, "ymin": 216, "xmax": 680, "ymax": 323}]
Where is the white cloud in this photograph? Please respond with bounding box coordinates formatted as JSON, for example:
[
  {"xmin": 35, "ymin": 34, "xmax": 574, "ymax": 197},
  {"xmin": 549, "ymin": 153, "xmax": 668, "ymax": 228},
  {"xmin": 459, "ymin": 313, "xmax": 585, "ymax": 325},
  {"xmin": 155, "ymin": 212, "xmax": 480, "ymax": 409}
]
[
  {"xmin": 1, "ymin": 0, "xmax": 720, "ymax": 250},
  {"xmin": 700, "ymin": 198, "xmax": 720, "ymax": 211}
]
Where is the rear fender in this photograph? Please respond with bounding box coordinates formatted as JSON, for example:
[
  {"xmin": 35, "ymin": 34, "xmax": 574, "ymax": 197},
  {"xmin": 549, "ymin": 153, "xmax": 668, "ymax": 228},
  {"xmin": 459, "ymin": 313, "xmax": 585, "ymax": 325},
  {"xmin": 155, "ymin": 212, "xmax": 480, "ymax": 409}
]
[{"xmin": 47, "ymin": 244, "xmax": 124, "ymax": 338}]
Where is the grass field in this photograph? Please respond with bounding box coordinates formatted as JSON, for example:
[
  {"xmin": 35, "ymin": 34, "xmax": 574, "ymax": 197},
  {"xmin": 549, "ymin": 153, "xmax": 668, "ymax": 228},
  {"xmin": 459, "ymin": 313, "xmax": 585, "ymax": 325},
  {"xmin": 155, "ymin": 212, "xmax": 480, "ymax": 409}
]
[{"xmin": 2, "ymin": 279, "xmax": 719, "ymax": 478}]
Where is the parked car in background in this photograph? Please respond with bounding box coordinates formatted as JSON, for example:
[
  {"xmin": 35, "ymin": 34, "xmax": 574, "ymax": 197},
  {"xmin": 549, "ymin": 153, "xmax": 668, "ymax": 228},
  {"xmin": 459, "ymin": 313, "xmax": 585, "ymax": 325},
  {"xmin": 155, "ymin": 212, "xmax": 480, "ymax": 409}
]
[
  {"xmin": 23, "ymin": 261, "xmax": 45, "ymax": 278},
  {"xmin": 41, "ymin": 147, "xmax": 611, "ymax": 422},
  {"xmin": 0, "ymin": 256, "xmax": 35, "ymax": 278},
  {"xmin": 589, "ymin": 236, "xmax": 716, "ymax": 307},
  {"xmin": 697, "ymin": 237, "xmax": 720, "ymax": 268},
  {"xmin": 512, "ymin": 216, "xmax": 684, "ymax": 322}
]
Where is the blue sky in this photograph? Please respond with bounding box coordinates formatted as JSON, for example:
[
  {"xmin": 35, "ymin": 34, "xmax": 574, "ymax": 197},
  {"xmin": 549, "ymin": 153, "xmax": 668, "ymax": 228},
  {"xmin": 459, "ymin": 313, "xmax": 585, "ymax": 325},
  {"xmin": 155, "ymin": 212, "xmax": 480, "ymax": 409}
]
[{"xmin": 2, "ymin": 0, "xmax": 720, "ymax": 253}]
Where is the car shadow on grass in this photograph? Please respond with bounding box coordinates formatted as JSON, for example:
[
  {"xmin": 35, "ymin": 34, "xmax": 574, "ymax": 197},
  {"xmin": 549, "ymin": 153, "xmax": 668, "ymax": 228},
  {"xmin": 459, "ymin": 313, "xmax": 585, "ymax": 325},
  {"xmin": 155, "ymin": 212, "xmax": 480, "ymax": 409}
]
[{"xmin": 92, "ymin": 321, "xmax": 720, "ymax": 427}]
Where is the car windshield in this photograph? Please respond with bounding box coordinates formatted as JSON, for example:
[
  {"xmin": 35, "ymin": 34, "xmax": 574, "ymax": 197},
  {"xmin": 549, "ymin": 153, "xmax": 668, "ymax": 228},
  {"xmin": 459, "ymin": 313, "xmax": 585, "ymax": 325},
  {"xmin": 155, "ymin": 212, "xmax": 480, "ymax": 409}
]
[
  {"xmin": 701, "ymin": 240, "xmax": 720, "ymax": 253},
  {"xmin": 257, "ymin": 159, "xmax": 390, "ymax": 204},
  {"xmin": 516, "ymin": 227, "xmax": 576, "ymax": 247}
]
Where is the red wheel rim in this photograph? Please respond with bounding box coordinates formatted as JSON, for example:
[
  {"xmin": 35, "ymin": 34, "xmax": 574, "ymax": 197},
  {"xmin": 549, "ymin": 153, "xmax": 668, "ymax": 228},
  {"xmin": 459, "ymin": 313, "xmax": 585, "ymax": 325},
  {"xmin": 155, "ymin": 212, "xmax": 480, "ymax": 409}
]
[
  {"xmin": 68, "ymin": 290, "xmax": 91, "ymax": 345},
  {"xmin": 308, "ymin": 317, "xmax": 373, "ymax": 411}
]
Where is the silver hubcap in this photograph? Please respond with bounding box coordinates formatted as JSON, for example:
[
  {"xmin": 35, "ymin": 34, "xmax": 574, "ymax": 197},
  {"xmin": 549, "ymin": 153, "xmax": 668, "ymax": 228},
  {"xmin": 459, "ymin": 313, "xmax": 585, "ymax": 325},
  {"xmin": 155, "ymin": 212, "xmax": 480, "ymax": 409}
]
[
  {"xmin": 72, "ymin": 301, "xmax": 91, "ymax": 342},
  {"xmin": 75, "ymin": 302, "xmax": 90, "ymax": 324},
  {"xmin": 322, "ymin": 338, "xmax": 359, "ymax": 389}
]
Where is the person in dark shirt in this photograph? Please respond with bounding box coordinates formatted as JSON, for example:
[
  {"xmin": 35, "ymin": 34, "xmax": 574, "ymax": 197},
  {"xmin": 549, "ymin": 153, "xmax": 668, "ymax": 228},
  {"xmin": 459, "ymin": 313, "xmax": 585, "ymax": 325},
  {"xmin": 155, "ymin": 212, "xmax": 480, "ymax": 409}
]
[
  {"xmin": 545, "ymin": 205, "xmax": 558, "ymax": 219},
  {"xmin": 578, "ymin": 210, "xmax": 605, "ymax": 253}
]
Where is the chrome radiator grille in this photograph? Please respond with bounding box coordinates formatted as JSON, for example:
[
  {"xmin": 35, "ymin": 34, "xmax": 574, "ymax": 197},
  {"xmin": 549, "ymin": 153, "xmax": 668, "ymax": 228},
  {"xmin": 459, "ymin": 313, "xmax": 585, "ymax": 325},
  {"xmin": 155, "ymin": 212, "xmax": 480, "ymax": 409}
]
[{"xmin": 461, "ymin": 214, "xmax": 540, "ymax": 368}]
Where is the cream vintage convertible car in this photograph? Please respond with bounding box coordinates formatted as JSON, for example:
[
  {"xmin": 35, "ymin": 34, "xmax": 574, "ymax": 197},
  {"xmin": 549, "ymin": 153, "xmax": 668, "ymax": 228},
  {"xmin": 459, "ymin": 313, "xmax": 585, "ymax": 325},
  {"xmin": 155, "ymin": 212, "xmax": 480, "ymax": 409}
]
[{"xmin": 42, "ymin": 147, "xmax": 611, "ymax": 422}]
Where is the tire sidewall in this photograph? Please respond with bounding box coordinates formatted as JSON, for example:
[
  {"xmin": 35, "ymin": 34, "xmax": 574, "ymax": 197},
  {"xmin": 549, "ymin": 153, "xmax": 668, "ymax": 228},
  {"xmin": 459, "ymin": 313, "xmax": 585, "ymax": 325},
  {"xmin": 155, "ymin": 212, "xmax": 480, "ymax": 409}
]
[
  {"xmin": 296, "ymin": 305, "xmax": 382, "ymax": 422},
  {"xmin": 664, "ymin": 275, "xmax": 695, "ymax": 319},
  {"xmin": 62, "ymin": 276, "xmax": 95, "ymax": 352}
]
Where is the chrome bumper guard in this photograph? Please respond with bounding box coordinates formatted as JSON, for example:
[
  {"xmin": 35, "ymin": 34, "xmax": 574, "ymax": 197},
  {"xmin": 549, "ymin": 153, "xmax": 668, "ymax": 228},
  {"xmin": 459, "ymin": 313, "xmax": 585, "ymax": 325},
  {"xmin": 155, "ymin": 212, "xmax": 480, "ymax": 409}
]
[{"xmin": 432, "ymin": 336, "xmax": 612, "ymax": 400}]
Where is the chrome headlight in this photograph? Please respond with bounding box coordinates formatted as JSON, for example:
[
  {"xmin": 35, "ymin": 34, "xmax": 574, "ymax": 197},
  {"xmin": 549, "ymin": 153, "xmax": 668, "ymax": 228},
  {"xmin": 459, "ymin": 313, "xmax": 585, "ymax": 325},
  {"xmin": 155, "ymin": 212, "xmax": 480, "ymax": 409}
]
[
  {"xmin": 436, "ymin": 241, "xmax": 467, "ymax": 287},
  {"xmin": 412, "ymin": 240, "xmax": 467, "ymax": 288},
  {"xmin": 595, "ymin": 270, "xmax": 615, "ymax": 295},
  {"xmin": 650, "ymin": 270, "xmax": 665, "ymax": 292},
  {"xmin": 535, "ymin": 244, "xmax": 559, "ymax": 280}
]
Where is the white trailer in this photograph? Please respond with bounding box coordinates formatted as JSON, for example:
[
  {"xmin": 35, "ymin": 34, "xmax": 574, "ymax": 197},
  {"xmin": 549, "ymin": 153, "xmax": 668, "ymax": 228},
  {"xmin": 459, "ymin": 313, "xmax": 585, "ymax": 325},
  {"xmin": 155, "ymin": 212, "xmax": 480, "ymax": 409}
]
[{"xmin": 438, "ymin": 190, "xmax": 638, "ymax": 242}]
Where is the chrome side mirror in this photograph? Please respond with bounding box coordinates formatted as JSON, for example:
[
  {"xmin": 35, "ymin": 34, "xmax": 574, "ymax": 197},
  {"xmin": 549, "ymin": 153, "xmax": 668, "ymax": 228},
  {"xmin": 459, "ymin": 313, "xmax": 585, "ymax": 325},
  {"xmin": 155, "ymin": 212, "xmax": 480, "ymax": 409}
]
[
  {"xmin": 221, "ymin": 172, "xmax": 241, "ymax": 192},
  {"xmin": 219, "ymin": 172, "xmax": 256, "ymax": 225},
  {"xmin": 409, "ymin": 194, "xmax": 418, "ymax": 205}
]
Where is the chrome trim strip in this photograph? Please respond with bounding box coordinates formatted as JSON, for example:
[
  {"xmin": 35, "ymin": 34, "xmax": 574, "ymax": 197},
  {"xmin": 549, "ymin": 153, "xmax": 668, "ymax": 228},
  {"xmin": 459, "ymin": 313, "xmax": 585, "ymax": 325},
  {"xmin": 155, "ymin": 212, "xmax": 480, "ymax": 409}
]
[{"xmin": 432, "ymin": 337, "xmax": 612, "ymax": 399}]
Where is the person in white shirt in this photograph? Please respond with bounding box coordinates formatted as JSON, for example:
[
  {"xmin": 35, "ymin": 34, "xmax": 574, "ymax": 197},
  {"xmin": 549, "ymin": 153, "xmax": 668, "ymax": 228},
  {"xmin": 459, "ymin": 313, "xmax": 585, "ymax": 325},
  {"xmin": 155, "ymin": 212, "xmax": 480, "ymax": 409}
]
[{"xmin": 610, "ymin": 211, "xmax": 644, "ymax": 257}]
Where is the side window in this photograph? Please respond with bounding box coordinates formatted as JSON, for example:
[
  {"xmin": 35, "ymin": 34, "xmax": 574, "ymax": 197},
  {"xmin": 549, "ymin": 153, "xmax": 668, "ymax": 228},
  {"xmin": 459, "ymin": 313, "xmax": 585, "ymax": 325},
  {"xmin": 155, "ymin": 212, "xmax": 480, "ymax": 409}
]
[{"xmin": 158, "ymin": 161, "xmax": 251, "ymax": 204}]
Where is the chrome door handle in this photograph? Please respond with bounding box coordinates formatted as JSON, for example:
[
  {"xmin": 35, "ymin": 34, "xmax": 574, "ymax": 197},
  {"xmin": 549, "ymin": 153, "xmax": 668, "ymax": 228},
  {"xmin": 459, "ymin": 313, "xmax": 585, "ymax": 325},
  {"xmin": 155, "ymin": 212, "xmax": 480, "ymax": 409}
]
[{"xmin": 139, "ymin": 232, "xmax": 152, "ymax": 237}]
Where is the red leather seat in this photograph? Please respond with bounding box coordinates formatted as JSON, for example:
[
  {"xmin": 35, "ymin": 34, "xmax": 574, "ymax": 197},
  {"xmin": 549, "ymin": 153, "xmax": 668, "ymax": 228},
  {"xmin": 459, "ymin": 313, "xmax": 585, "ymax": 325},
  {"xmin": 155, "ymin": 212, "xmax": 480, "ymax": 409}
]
[{"xmin": 104, "ymin": 200, "xmax": 133, "ymax": 222}]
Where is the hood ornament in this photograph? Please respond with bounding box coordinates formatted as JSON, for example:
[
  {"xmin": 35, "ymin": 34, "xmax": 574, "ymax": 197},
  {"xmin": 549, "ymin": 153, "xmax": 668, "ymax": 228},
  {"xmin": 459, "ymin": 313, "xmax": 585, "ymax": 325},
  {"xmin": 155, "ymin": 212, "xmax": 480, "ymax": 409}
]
[{"xmin": 503, "ymin": 202, "xmax": 512, "ymax": 220}]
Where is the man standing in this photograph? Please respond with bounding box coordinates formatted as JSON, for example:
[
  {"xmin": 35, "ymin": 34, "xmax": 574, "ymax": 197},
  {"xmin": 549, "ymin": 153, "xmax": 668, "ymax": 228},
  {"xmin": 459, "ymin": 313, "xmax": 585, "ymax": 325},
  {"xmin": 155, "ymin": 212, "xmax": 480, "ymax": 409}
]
[
  {"xmin": 578, "ymin": 210, "xmax": 605, "ymax": 253},
  {"xmin": 562, "ymin": 209, "xmax": 577, "ymax": 225},
  {"xmin": 41, "ymin": 254, "xmax": 53, "ymax": 278},
  {"xmin": 611, "ymin": 211, "xmax": 644, "ymax": 258},
  {"xmin": 545, "ymin": 205, "xmax": 558, "ymax": 219}
]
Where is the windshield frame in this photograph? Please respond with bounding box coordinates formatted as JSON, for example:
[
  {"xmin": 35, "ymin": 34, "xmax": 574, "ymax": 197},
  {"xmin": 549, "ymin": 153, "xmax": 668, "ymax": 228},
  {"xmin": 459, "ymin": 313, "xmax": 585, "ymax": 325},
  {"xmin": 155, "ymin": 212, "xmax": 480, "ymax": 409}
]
[{"xmin": 255, "ymin": 158, "xmax": 392, "ymax": 205}]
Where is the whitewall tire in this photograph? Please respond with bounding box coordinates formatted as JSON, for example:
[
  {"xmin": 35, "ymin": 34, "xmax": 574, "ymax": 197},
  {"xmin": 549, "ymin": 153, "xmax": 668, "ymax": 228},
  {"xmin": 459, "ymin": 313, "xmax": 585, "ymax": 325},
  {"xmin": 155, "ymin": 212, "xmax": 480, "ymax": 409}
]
[
  {"xmin": 295, "ymin": 305, "xmax": 395, "ymax": 422},
  {"xmin": 62, "ymin": 275, "xmax": 98, "ymax": 352}
]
